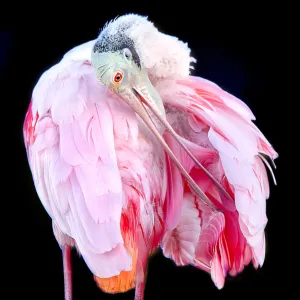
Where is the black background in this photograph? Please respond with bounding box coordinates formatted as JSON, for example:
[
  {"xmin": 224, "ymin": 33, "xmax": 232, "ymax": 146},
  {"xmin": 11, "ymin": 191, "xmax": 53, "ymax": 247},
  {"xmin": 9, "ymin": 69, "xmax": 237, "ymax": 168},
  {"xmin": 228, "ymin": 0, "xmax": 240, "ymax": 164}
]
[{"xmin": 1, "ymin": 2, "xmax": 291, "ymax": 299}]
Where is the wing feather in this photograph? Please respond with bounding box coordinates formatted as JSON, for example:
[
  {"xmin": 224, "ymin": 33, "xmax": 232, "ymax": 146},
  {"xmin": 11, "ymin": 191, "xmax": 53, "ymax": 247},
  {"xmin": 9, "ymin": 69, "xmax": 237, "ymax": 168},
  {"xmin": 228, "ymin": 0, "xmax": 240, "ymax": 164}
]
[
  {"xmin": 160, "ymin": 75, "xmax": 277, "ymax": 287},
  {"xmin": 24, "ymin": 44, "xmax": 132, "ymax": 278}
]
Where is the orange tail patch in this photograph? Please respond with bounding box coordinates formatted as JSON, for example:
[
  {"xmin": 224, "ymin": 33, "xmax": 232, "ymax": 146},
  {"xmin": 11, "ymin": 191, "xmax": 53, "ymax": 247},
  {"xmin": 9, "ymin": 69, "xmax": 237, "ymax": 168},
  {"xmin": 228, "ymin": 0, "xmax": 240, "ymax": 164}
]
[
  {"xmin": 94, "ymin": 244, "xmax": 138, "ymax": 293},
  {"xmin": 95, "ymin": 202, "xmax": 139, "ymax": 293}
]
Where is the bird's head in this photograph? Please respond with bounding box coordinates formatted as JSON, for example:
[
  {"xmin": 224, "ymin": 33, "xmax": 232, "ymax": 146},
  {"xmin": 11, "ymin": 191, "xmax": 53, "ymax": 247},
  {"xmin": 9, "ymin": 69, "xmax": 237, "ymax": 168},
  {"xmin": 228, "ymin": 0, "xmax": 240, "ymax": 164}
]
[{"xmin": 91, "ymin": 14, "xmax": 168, "ymax": 120}]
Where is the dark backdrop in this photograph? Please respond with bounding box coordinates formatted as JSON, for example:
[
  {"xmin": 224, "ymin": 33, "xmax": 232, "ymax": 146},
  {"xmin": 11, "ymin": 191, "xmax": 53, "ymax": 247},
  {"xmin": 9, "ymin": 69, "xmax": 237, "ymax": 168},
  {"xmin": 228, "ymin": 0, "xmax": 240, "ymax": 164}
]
[{"xmin": 1, "ymin": 2, "xmax": 289, "ymax": 299}]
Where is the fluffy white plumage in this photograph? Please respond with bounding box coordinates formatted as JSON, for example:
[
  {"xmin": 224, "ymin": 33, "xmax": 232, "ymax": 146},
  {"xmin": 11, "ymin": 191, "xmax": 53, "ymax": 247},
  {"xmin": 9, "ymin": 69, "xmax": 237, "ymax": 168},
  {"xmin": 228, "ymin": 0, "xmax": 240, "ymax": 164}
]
[{"xmin": 99, "ymin": 14, "xmax": 196, "ymax": 78}]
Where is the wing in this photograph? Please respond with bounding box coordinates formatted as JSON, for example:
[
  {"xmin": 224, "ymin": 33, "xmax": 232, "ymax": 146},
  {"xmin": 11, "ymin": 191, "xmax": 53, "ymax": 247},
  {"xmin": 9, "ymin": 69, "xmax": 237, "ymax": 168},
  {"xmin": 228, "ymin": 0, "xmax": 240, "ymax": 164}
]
[
  {"xmin": 23, "ymin": 41, "xmax": 132, "ymax": 278},
  {"xmin": 159, "ymin": 75, "xmax": 278, "ymax": 287}
]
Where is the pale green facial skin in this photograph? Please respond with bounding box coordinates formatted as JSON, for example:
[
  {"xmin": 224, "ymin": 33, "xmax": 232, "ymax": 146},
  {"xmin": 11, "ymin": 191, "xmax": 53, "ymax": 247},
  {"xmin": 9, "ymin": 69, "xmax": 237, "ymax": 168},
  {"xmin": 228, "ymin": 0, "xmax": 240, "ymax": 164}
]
[
  {"xmin": 91, "ymin": 48, "xmax": 166, "ymax": 117},
  {"xmin": 91, "ymin": 48, "xmax": 138, "ymax": 90}
]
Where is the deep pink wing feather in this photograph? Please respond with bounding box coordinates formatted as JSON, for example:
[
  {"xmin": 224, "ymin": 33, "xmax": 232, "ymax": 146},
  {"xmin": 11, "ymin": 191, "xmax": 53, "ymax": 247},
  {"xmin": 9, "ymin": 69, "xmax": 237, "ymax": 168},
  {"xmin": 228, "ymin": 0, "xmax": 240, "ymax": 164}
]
[{"xmin": 160, "ymin": 75, "xmax": 277, "ymax": 287}]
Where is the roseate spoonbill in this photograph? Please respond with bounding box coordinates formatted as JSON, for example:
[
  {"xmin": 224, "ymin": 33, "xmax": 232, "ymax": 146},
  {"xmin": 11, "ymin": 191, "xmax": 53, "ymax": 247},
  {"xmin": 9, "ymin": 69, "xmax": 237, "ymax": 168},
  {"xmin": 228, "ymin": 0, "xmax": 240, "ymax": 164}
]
[{"xmin": 23, "ymin": 14, "xmax": 278, "ymax": 300}]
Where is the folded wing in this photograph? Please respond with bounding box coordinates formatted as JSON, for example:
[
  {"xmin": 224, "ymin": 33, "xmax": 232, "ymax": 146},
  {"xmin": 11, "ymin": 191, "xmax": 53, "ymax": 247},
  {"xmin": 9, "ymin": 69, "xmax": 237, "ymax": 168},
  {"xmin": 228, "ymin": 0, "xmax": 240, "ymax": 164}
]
[
  {"xmin": 24, "ymin": 44, "xmax": 132, "ymax": 278},
  {"xmin": 160, "ymin": 75, "xmax": 277, "ymax": 287}
]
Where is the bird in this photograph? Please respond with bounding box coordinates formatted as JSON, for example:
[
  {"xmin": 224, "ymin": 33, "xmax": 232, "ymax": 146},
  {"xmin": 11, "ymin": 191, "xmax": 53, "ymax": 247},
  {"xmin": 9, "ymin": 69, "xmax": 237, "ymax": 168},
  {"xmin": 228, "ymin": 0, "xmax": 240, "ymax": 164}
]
[{"xmin": 23, "ymin": 13, "xmax": 278, "ymax": 300}]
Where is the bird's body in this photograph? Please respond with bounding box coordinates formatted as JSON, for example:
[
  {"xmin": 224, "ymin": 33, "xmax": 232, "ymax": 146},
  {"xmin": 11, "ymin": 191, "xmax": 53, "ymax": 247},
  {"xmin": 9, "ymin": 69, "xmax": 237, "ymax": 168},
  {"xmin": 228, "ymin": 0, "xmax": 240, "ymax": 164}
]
[
  {"xmin": 24, "ymin": 14, "xmax": 277, "ymax": 299},
  {"xmin": 24, "ymin": 43, "xmax": 167, "ymax": 293}
]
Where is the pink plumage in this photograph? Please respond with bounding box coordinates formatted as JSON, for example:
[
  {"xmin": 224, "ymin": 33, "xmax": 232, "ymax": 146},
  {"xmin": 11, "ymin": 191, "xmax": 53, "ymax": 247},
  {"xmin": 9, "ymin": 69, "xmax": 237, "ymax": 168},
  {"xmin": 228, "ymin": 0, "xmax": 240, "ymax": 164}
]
[
  {"xmin": 23, "ymin": 14, "xmax": 277, "ymax": 300},
  {"xmin": 160, "ymin": 75, "xmax": 277, "ymax": 287}
]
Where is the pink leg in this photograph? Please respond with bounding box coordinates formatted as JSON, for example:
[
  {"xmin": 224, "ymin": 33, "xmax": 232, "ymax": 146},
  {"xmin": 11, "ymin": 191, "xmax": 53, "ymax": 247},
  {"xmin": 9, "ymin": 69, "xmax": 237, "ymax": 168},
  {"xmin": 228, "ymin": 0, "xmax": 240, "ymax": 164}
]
[
  {"xmin": 134, "ymin": 228, "xmax": 148, "ymax": 300},
  {"xmin": 134, "ymin": 278, "xmax": 146, "ymax": 300},
  {"xmin": 62, "ymin": 245, "xmax": 72, "ymax": 300}
]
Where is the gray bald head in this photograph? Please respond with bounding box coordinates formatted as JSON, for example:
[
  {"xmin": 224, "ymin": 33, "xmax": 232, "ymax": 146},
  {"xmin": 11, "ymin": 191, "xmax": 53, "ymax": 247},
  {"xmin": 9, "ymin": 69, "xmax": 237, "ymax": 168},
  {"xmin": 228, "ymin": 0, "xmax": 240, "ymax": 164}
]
[
  {"xmin": 91, "ymin": 13, "xmax": 195, "ymax": 90},
  {"xmin": 92, "ymin": 15, "xmax": 144, "ymax": 69}
]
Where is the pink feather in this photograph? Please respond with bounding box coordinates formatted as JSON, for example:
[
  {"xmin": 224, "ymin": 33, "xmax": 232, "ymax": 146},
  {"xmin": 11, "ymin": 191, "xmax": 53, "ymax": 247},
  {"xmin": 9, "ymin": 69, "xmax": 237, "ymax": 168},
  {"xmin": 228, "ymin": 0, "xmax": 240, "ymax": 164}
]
[
  {"xmin": 24, "ymin": 47, "xmax": 166, "ymax": 278},
  {"xmin": 24, "ymin": 37, "xmax": 277, "ymax": 292},
  {"xmin": 160, "ymin": 75, "xmax": 277, "ymax": 287}
]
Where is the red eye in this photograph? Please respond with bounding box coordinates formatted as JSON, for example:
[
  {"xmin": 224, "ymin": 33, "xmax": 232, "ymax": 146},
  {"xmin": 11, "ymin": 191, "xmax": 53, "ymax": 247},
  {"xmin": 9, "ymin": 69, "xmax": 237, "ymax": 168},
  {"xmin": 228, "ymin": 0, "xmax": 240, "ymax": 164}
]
[{"xmin": 113, "ymin": 72, "xmax": 123, "ymax": 83}]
